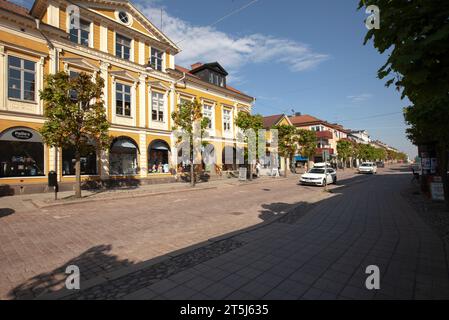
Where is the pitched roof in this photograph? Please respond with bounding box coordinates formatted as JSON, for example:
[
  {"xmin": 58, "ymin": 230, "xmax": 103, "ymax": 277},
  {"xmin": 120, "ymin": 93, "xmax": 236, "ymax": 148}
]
[
  {"xmin": 262, "ymin": 114, "xmax": 284, "ymax": 129},
  {"xmin": 175, "ymin": 64, "xmax": 249, "ymax": 98},
  {"xmin": 289, "ymin": 114, "xmax": 322, "ymax": 125},
  {"xmin": 0, "ymin": 0, "xmax": 31, "ymax": 18}
]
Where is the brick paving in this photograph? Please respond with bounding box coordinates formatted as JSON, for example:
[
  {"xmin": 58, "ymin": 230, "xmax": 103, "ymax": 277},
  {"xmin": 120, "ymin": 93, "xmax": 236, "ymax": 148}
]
[
  {"xmin": 62, "ymin": 167, "xmax": 449, "ymax": 300},
  {"xmin": 3, "ymin": 166, "xmax": 449, "ymax": 300},
  {"xmin": 0, "ymin": 170, "xmax": 358, "ymax": 299}
]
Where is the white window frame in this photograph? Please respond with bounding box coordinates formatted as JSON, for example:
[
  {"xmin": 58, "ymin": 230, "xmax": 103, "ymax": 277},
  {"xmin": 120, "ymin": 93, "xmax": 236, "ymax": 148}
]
[
  {"xmin": 115, "ymin": 82, "xmax": 132, "ymax": 117},
  {"xmin": 115, "ymin": 33, "xmax": 132, "ymax": 61},
  {"xmin": 202, "ymin": 102, "xmax": 215, "ymax": 133},
  {"xmin": 7, "ymin": 55, "xmax": 36, "ymax": 102},
  {"xmin": 151, "ymin": 91, "xmax": 165, "ymax": 123},
  {"xmin": 67, "ymin": 13, "xmax": 92, "ymax": 48},
  {"xmin": 222, "ymin": 108, "xmax": 232, "ymax": 132},
  {"xmin": 150, "ymin": 47, "xmax": 164, "ymax": 72}
]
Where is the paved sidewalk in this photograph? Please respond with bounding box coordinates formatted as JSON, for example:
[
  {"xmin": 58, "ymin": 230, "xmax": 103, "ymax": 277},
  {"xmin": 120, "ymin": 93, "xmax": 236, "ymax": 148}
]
[
  {"xmin": 50, "ymin": 167, "xmax": 449, "ymax": 300},
  {"xmin": 1, "ymin": 169, "xmax": 360, "ymax": 299}
]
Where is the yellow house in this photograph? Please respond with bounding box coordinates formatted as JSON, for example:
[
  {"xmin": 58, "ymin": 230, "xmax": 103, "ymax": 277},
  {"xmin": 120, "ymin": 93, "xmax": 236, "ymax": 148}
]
[
  {"xmin": 262, "ymin": 114, "xmax": 293, "ymax": 174},
  {"xmin": 0, "ymin": 0, "xmax": 254, "ymax": 195}
]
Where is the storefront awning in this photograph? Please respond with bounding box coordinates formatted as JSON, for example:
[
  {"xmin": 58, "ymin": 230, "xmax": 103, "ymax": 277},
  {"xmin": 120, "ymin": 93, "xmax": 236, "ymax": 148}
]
[
  {"xmin": 295, "ymin": 155, "xmax": 308, "ymax": 161},
  {"xmin": 0, "ymin": 127, "xmax": 42, "ymax": 143}
]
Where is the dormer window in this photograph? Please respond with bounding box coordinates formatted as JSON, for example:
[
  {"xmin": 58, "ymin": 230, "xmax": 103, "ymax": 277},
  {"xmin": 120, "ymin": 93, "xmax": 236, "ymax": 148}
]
[{"xmin": 189, "ymin": 62, "xmax": 228, "ymax": 88}]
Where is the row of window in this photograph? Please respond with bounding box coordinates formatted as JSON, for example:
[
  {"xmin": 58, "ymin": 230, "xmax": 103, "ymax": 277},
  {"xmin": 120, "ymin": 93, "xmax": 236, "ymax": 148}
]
[
  {"xmin": 69, "ymin": 17, "xmax": 164, "ymax": 71},
  {"xmin": 6, "ymin": 56, "xmax": 233, "ymax": 130}
]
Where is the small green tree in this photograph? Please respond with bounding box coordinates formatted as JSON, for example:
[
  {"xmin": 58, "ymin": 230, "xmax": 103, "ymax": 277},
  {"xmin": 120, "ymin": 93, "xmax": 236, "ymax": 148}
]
[
  {"xmin": 336, "ymin": 140, "xmax": 353, "ymax": 170},
  {"xmin": 235, "ymin": 111, "xmax": 264, "ymax": 180},
  {"xmin": 171, "ymin": 99, "xmax": 209, "ymax": 187},
  {"xmin": 297, "ymin": 129, "xmax": 317, "ymax": 170},
  {"xmin": 39, "ymin": 72, "xmax": 110, "ymax": 198},
  {"xmin": 273, "ymin": 125, "xmax": 299, "ymax": 177}
]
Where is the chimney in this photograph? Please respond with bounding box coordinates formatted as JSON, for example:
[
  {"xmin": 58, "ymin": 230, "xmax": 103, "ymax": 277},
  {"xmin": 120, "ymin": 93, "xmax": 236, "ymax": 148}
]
[
  {"xmin": 295, "ymin": 112, "xmax": 302, "ymax": 117},
  {"xmin": 191, "ymin": 62, "xmax": 202, "ymax": 70}
]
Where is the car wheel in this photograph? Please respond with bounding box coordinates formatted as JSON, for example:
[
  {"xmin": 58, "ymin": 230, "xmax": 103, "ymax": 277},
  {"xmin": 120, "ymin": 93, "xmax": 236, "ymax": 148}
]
[
  {"xmin": 322, "ymin": 179, "xmax": 327, "ymax": 187},
  {"xmin": 333, "ymin": 176, "xmax": 337, "ymax": 184}
]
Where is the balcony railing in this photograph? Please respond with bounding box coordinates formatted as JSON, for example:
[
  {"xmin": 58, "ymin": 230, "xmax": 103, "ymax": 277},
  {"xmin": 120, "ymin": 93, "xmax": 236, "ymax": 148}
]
[{"xmin": 315, "ymin": 130, "xmax": 333, "ymax": 140}]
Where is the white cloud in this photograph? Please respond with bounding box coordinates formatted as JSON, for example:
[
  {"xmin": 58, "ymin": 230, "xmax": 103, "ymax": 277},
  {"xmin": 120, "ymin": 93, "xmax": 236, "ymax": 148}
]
[
  {"xmin": 137, "ymin": 3, "xmax": 329, "ymax": 80},
  {"xmin": 347, "ymin": 93, "xmax": 373, "ymax": 103}
]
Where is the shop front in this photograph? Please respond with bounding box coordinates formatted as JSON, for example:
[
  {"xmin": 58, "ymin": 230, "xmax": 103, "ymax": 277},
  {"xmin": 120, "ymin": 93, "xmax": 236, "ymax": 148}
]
[
  {"xmin": 0, "ymin": 127, "xmax": 45, "ymax": 178},
  {"xmin": 148, "ymin": 140, "xmax": 170, "ymax": 174},
  {"xmin": 109, "ymin": 137, "xmax": 139, "ymax": 176}
]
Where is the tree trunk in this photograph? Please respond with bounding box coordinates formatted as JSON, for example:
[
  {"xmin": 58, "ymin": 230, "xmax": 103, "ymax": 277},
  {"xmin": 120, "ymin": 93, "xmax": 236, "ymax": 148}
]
[
  {"xmin": 439, "ymin": 142, "xmax": 449, "ymax": 210},
  {"xmin": 75, "ymin": 150, "xmax": 82, "ymax": 198},
  {"xmin": 284, "ymin": 157, "xmax": 288, "ymax": 178},
  {"xmin": 248, "ymin": 164, "xmax": 253, "ymax": 181},
  {"xmin": 190, "ymin": 161, "xmax": 195, "ymax": 188}
]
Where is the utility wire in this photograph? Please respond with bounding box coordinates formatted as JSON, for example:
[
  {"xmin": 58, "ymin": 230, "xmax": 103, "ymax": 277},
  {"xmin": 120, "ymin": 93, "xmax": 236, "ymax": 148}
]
[
  {"xmin": 332, "ymin": 111, "xmax": 403, "ymax": 123},
  {"xmin": 175, "ymin": 0, "xmax": 260, "ymax": 45}
]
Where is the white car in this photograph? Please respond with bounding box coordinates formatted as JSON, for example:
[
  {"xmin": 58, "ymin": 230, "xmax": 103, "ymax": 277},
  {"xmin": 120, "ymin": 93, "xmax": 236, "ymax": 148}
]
[
  {"xmin": 313, "ymin": 162, "xmax": 331, "ymax": 169},
  {"xmin": 358, "ymin": 162, "xmax": 377, "ymax": 174},
  {"xmin": 300, "ymin": 168, "xmax": 337, "ymax": 186}
]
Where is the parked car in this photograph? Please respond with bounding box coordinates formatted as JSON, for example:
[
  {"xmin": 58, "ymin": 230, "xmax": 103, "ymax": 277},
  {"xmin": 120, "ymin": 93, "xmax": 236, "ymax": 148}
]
[
  {"xmin": 313, "ymin": 162, "xmax": 332, "ymax": 168},
  {"xmin": 300, "ymin": 167, "xmax": 337, "ymax": 186},
  {"xmin": 376, "ymin": 161, "xmax": 385, "ymax": 168},
  {"xmin": 358, "ymin": 162, "xmax": 377, "ymax": 174}
]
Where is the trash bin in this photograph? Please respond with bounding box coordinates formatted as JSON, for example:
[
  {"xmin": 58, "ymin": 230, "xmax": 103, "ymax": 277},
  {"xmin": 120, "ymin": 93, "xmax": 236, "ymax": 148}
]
[{"xmin": 48, "ymin": 170, "xmax": 57, "ymax": 187}]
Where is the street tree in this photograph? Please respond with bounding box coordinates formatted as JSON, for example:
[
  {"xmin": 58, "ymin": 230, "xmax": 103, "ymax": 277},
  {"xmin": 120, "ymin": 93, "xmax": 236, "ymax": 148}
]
[
  {"xmin": 171, "ymin": 99, "xmax": 209, "ymax": 187},
  {"xmin": 359, "ymin": 0, "xmax": 449, "ymax": 207},
  {"xmin": 39, "ymin": 72, "xmax": 110, "ymax": 198},
  {"xmin": 273, "ymin": 124, "xmax": 299, "ymax": 177},
  {"xmin": 235, "ymin": 111, "xmax": 264, "ymax": 180},
  {"xmin": 336, "ymin": 140, "xmax": 353, "ymax": 169},
  {"xmin": 297, "ymin": 129, "xmax": 317, "ymax": 170}
]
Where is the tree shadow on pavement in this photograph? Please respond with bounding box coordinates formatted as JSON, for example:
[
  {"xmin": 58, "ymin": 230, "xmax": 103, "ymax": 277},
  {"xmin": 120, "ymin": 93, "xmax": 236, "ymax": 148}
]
[
  {"xmin": 9, "ymin": 170, "xmax": 448, "ymax": 300},
  {"xmin": 9, "ymin": 244, "xmax": 135, "ymax": 300},
  {"xmin": 0, "ymin": 208, "xmax": 15, "ymax": 218}
]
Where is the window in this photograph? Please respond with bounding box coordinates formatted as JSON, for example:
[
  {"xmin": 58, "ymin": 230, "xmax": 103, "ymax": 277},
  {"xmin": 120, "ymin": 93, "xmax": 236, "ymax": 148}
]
[
  {"xmin": 69, "ymin": 18, "xmax": 90, "ymax": 46},
  {"xmin": 118, "ymin": 11, "xmax": 129, "ymax": 24},
  {"xmin": 8, "ymin": 56, "xmax": 35, "ymax": 101},
  {"xmin": 69, "ymin": 71, "xmax": 79, "ymax": 101},
  {"xmin": 151, "ymin": 92, "xmax": 165, "ymax": 122},
  {"xmin": 311, "ymin": 125, "xmax": 324, "ymax": 132},
  {"xmin": 208, "ymin": 72, "xmax": 224, "ymax": 87},
  {"xmin": 62, "ymin": 145, "xmax": 97, "ymax": 176},
  {"xmin": 150, "ymin": 48, "xmax": 164, "ymax": 71},
  {"xmin": 116, "ymin": 83, "xmax": 131, "ymax": 116},
  {"xmin": 223, "ymin": 109, "xmax": 232, "ymax": 131},
  {"xmin": 116, "ymin": 34, "xmax": 131, "ymax": 60},
  {"xmin": 203, "ymin": 104, "xmax": 213, "ymax": 129}
]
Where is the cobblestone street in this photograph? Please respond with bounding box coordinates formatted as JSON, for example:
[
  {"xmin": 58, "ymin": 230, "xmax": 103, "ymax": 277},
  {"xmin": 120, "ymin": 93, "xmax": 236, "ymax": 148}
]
[
  {"xmin": 2, "ymin": 166, "xmax": 449, "ymax": 300},
  {"xmin": 0, "ymin": 171, "xmax": 355, "ymax": 299}
]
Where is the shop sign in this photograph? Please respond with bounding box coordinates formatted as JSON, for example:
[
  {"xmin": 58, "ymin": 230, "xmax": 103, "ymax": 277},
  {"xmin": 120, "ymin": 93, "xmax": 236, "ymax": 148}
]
[
  {"xmin": 12, "ymin": 130, "xmax": 33, "ymax": 140},
  {"xmin": 430, "ymin": 182, "xmax": 445, "ymax": 201}
]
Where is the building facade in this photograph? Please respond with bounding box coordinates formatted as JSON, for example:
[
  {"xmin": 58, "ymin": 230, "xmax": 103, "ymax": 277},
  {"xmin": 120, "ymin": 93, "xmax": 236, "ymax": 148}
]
[
  {"xmin": 289, "ymin": 114, "xmax": 348, "ymax": 163},
  {"xmin": 0, "ymin": 0, "xmax": 254, "ymax": 194}
]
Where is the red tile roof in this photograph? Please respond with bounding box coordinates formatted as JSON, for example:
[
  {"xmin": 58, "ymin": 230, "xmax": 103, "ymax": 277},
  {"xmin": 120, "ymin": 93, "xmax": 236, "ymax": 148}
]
[
  {"xmin": 0, "ymin": 0, "xmax": 30, "ymax": 18},
  {"xmin": 262, "ymin": 114, "xmax": 284, "ymax": 129},
  {"xmin": 289, "ymin": 114, "xmax": 322, "ymax": 125}
]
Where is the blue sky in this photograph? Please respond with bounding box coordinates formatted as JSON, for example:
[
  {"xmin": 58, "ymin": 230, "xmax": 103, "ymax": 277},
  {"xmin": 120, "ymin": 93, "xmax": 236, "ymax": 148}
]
[{"xmin": 13, "ymin": 0, "xmax": 416, "ymax": 158}]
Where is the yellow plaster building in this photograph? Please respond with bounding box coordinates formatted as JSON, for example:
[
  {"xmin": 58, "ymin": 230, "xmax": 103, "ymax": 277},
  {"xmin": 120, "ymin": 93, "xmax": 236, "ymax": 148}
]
[{"xmin": 0, "ymin": 0, "xmax": 254, "ymax": 194}]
